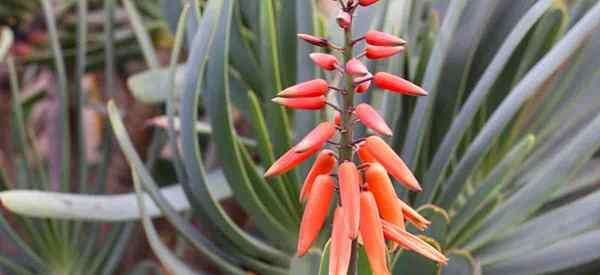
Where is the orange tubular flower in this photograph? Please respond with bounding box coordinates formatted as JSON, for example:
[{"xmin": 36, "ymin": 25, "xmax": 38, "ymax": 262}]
[
  {"xmin": 310, "ymin": 53, "xmax": 338, "ymax": 71},
  {"xmin": 346, "ymin": 58, "xmax": 369, "ymax": 76},
  {"xmin": 297, "ymin": 33, "xmax": 327, "ymax": 47},
  {"xmin": 365, "ymin": 163, "xmax": 405, "ymax": 231},
  {"xmin": 272, "ymin": 96, "xmax": 327, "ymax": 110},
  {"xmin": 355, "ymin": 78, "xmax": 371, "ymax": 93},
  {"xmin": 334, "ymin": 111, "xmax": 342, "ymax": 126},
  {"xmin": 382, "ymin": 220, "xmax": 448, "ymax": 264},
  {"xmin": 297, "ymin": 175, "xmax": 335, "ymax": 256},
  {"xmin": 355, "ymin": 103, "xmax": 393, "ymax": 136},
  {"xmin": 329, "ymin": 207, "xmax": 352, "ymax": 275},
  {"xmin": 299, "ymin": 150, "xmax": 337, "ymax": 202},
  {"xmin": 397, "ymin": 199, "xmax": 430, "ymax": 231},
  {"xmin": 366, "ymin": 45, "xmax": 404, "ymax": 60},
  {"xmin": 359, "ymin": 191, "xmax": 391, "ymax": 275},
  {"xmin": 264, "ymin": 145, "xmax": 321, "ymax": 177},
  {"xmin": 365, "ymin": 31, "xmax": 406, "ymax": 46},
  {"xmin": 339, "ymin": 161, "xmax": 361, "ymax": 239},
  {"xmin": 363, "ymin": 136, "xmax": 422, "ymax": 191},
  {"xmin": 373, "ymin": 72, "xmax": 428, "ymax": 96},
  {"xmin": 359, "ymin": 0, "xmax": 380, "ymax": 6},
  {"xmin": 278, "ymin": 79, "xmax": 329, "ymax": 97},
  {"xmin": 295, "ymin": 122, "xmax": 337, "ymax": 153},
  {"xmin": 358, "ymin": 144, "xmax": 378, "ymax": 163}
]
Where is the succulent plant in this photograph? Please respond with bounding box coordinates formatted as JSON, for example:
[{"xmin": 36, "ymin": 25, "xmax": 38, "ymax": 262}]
[{"xmin": 1, "ymin": 0, "xmax": 598, "ymax": 274}]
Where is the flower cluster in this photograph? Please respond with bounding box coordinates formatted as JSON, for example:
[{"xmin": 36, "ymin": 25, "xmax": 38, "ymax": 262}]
[{"xmin": 265, "ymin": 0, "xmax": 447, "ymax": 274}]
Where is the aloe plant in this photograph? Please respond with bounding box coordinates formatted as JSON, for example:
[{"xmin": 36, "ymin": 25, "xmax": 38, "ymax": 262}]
[{"xmin": 1, "ymin": 0, "xmax": 599, "ymax": 274}]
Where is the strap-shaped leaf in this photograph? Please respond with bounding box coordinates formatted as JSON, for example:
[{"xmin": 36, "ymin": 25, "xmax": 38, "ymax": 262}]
[
  {"xmin": 437, "ymin": 2, "xmax": 600, "ymax": 208},
  {"xmin": 448, "ymin": 135, "xmax": 535, "ymax": 242},
  {"xmin": 416, "ymin": 204, "xmax": 450, "ymax": 247},
  {"xmin": 441, "ymin": 250, "xmax": 481, "ymax": 275},
  {"xmin": 475, "ymin": 189, "xmax": 600, "ymax": 265},
  {"xmin": 179, "ymin": 0, "xmax": 291, "ymax": 265},
  {"xmin": 464, "ymin": 109, "xmax": 600, "ymax": 250},
  {"xmin": 482, "ymin": 230, "xmax": 600, "ymax": 275},
  {"xmin": 0, "ymin": 27, "xmax": 13, "ymax": 62},
  {"xmin": 202, "ymin": 0, "xmax": 294, "ymax": 244},
  {"xmin": 419, "ymin": 0, "xmax": 554, "ymax": 204},
  {"xmin": 400, "ymin": 0, "xmax": 468, "ymax": 169},
  {"xmin": 130, "ymin": 170, "xmax": 202, "ymax": 275},
  {"xmin": 122, "ymin": 0, "xmax": 160, "ymax": 69}
]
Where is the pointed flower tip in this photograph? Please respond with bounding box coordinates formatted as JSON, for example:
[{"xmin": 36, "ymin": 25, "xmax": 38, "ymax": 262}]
[
  {"xmin": 373, "ymin": 72, "xmax": 428, "ymax": 96},
  {"xmin": 382, "ymin": 220, "xmax": 448, "ymax": 264},
  {"xmin": 366, "ymin": 45, "xmax": 404, "ymax": 60},
  {"xmin": 366, "ymin": 31, "xmax": 406, "ymax": 46},
  {"xmin": 278, "ymin": 79, "xmax": 329, "ymax": 97},
  {"xmin": 297, "ymin": 33, "xmax": 327, "ymax": 47},
  {"xmin": 294, "ymin": 122, "xmax": 336, "ymax": 153},
  {"xmin": 299, "ymin": 149, "xmax": 337, "ymax": 202},
  {"xmin": 355, "ymin": 103, "xmax": 393, "ymax": 137},
  {"xmin": 310, "ymin": 53, "xmax": 338, "ymax": 71},
  {"xmin": 359, "ymin": 0, "xmax": 380, "ymax": 6},
  {"xmin": 364, "ymin": 136, "xmax": 422, "ymax": 192},
  {"xmin": 272, "ymin": 95, "xmax": 327, "ymax": 110}
]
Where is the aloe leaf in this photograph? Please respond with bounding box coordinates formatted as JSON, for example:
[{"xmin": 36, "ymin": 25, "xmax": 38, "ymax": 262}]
[
  {"xmin": 121, "ymin": 0, "xmax": 159, "ymax": 69},
  {"xmin": 109, "ymin": 101, "xmax": 253, "ymax": 274},
  {"xmin": 230, "ymin": 9, "xmax": 262, "ymax": 93},
  {"xmin": 419, "ymin": 0, "xmax": 553, "ymax": 204},
  {"xmin": 441, "ymin": 250, "xmax": 481, "ymax": 275},
  {"xmin": 290, "ymin": 250, "xmax": 321, "ymax": 275},
  {"xmin": 203, "ymin": 0, "xmax": 294, "ymax": 242},
  {"xmin": 126, "ymin": 260, "xmax": 161, "ymax": 275},
  {"xmin": 400, "ymin": 0, "xmax": 468, "ymax": 170},
  {"xmin": 475, "ymin": 189, "xmax": 600, "ymax": 265},
  {"xmin": 482, "ymin": 230, "xmax": 600, "ymax": 275},
  {"xmin": 317, "ymin": 239, "xmax": 331, "ymax": 275},
  {"xmin": 437, "ymin": 2, "xmax": 600, "ymax": 209},
  {"xmin": 179, "ymin": 0, "xmax": 291, "ymax": 265},
  {"xmin": 464, "ymin": 110, "xmax": 600, "ymax": 251},
  {"xmin": 41, "ymin": 0, "xmax": 70, "ymax": 192},
  {"xmin": 0, "ymin": 27, "xmax": 13, "ymax": 61},
  {"xmin": 279, "ymin": 0, "xmax": 296, "ymax": 87},
  {"xmin": 293, "ymin": 0, "xmax": 319, "ymax": 148},
  {"xmin": 259, "ymin": 0, "xmax": 293, "ymax": 158},
  {"xmin": 127, "ymin": 66, "xmax": 185, "ymax": 103},
  {"xmin": 130, "ymin": 170, "xmax": 202, "ymax": 275},
  {"xmin": 448, "ymin": 135, "xmax": 535, "ymax": 242}
]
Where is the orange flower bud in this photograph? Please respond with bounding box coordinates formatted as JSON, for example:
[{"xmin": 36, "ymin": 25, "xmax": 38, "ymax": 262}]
[
  {"xmin": 359, "ymin": 191, "xmax": 391, "ymax": 275},
  {"xmin": 355, "ymin": 79, "xmax": 371, "ymax": 93},
  {"xmin": 339, "ymin": 161, "xmax": 361, "ymax": 239},
  {"xmin": 278, "ymin": 79, "xmax": 329, "ymax": 97},
  {"xmin": 336, "ymin": 11, "xmax": 352, "ymax": 29},
  {"xmin": 365, "ymin": 163, "xmax": 405, "ymax": 231},
  {"xmin": 299, "ymin": 150, "xmax": 337, "ymax": 202},
  {"xmin": 359, "ymin": 0, "xmax": 380, "ymax": 6},
  {"xmin": 297, "ymin": 175, "xmax": 335, "ymax": 256},
  {"xmin": 310, "ymin": 53, "xmax": 338, "ymax": 71},
  {"xmin": 272, "ymin": 96, "xmax": 327, "ymax": 110},
  {"xmin": 365, "ymin": 31, "xmax": 406, "ymax": 46},
  {"xmin": 366, "ymin": 45, "xmax": 404, "ymax": 60},
  {"xmin": 396, "ymin": 199, "xmax": 430, "ymax": 231},
  {"xmin": 264, "ymin": 144, "xmax": 321, "ymax": 177},
  {"xmin": 373, "ymin": 72, "xmax": 428, "ymax": 96},
  {"xmin": 295, "ymin": 122, "xmax": 337, "ymax": 153},
  {"xmin": 355, "ymin": 103, "xmax": 393, "ymax": 136},
  {"xmin": 357, "ymin": 144, "xmax": 377, "ymax": 163},
  {"xmin": 382, "ymin": 220, "xmax": 448, "ymax": 264},
  {"xmin": 297, "ymin": 33, "xmax": 327, "ymax": 47},
  {"xmin": 334, "ymin": 111, "xmax": 342, "ymax": 126},
  {"xmin": 329, "ymin": 207, "xmax": 352, "ymax": 275},
  {"xmin": 363, "ymin": 136, "xmax": 422, "ymax": 191},
  {"xmin": 346, "ymin": 58, "xmax": 369, "ymax": 76}
]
